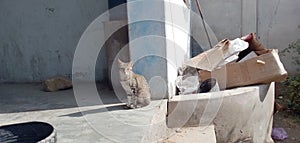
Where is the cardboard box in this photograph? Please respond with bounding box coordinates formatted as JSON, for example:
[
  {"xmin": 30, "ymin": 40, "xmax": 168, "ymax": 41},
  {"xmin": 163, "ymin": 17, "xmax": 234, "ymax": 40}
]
[
  {"xmin": 185, "ymin": 39, "xmax": 230, "ymax": 71},
  {"xmin": 199, "ymin": 49, "xmax": 288, "ymax": 89},
  {"xmin": 198, "ymin": 33, "xmax": 288, "ymax": 89}
]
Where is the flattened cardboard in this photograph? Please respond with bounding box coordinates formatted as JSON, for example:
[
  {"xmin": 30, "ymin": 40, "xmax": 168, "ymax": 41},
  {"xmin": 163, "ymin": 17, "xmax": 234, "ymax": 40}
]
[{"xmin": 199, "ymin": 50, "xmax": 288, "ymax": 89}]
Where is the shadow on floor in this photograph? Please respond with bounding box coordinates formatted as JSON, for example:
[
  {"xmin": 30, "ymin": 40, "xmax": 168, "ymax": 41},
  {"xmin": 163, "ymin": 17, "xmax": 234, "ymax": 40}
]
[
  {"xmin": 0, "ymin": 82, "xmax": 123, "ymax": 113},
  {"xmin": 59, "ymin": 104, "xmax": 126, "ymax": 117}
]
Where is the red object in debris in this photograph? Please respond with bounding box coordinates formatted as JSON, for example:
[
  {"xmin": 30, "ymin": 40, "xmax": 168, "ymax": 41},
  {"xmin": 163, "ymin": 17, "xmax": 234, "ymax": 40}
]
[{"xmin": 241, "ymin": 33, "xmax": 253, "ymax": 42}]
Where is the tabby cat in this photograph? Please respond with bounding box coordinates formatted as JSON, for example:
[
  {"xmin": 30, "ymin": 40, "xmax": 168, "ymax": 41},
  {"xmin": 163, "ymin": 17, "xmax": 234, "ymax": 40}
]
[{"xmin": 118, "ymin": 59, "xmax": 151, "ymax": 108}]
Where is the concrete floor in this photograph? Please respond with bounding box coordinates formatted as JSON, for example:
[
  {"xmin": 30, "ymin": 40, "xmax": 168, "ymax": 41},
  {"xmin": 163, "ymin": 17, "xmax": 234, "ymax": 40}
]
[
  {"xmin": 0, "ymin": 83, "xmax": 220, "ymax": 143},
  {"xmin": 0, "ymin": 83, "xmax": 174, "ymax": 143}
]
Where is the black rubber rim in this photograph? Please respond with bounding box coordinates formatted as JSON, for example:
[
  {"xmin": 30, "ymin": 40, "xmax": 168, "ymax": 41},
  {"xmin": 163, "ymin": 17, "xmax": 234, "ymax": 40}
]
[{"xmin": 0, "ymin": 121, "xmax": 55, "ymax": 143}]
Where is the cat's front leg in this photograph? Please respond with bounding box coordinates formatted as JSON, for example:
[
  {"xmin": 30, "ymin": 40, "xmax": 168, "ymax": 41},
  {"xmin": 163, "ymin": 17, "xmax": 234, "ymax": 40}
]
[
  {"xmin": 126, "ymin": 94, "xmax": 137, "ymax": 109},
  {"xmin": 126, "ymin": 95, "xmax": 132, "ymax": 107},
  {"xmin": 125, "ymin": 95, "xmax": 135, "ymax": 109},
  {"xmin": 132, "ymin": 95, "xmax": 138, "ymax": 108},
  {"xmin": 128, "ymin": 87, "xmax": 137, "ymax": 108}
]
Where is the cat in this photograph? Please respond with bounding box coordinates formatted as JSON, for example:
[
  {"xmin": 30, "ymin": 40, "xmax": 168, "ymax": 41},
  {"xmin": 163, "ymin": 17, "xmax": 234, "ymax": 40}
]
[{"xmin": 118, "ymin": 59, "xmax": 151, "ymax": 109}]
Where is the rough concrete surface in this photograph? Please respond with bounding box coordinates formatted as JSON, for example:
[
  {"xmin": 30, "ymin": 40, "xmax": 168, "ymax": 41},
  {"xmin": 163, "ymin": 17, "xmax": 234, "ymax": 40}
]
[
  {"xmin": 161, "ymin": 125, "xmax": 216, "ymax": 143},
  {"xmin": 0, "ymin": 83, "xmax": 174, "ymax": 143},
  {"xmin": 168, "ymin": 83, "xmax": 275, "ymax": 143}
]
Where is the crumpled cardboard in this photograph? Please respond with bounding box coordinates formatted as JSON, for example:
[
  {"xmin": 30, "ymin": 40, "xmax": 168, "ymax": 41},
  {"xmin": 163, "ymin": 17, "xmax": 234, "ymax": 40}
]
[
  {"xmin": 197, "ymin": 33, "xmax": 288, "ymax": 89},
  {"xmin": 238, "ymin": 33, "xmax": 271, "ymax": 59},
  {"xmin": 185, "ymin": 39, "xmax": 230, "ymax": 71}
]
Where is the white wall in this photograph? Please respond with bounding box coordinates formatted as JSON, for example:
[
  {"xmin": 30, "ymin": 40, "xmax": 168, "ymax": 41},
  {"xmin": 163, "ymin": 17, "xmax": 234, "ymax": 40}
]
[
  {"xmin": 191, "ymin": 0, "xmax": 300, "ymax": 74},
  {"xmin": 0, "ymin": 0, "xmax": 108, "ymax": 82},
  {"xmin": 2, "ymin": 0, "xmax": 298, "ymax": 83},
  {"xmin": 165, "ymin": 0, "xmax": 191, "ymax": 99},
  {"xmin": 258, "ymin": 0, "xmax": 300, "ymax": 75}
]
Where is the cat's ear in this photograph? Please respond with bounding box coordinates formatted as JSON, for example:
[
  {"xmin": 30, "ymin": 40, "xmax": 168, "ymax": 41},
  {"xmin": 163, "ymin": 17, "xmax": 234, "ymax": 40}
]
[
  {"xmin": 129, "ymin": 61, "xmax": 134, "ymax": 67},
  {"xmin": 118, "ymin": 58, "xmax": 124, "ymax": 65}
]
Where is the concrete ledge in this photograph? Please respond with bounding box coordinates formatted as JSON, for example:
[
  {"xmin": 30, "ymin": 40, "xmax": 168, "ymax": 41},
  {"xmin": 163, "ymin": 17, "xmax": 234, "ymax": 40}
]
[
  {"xmin": 167, "ymin": 85, "xmax": 258, "ymax": 128},
  {"xmin": 142, "ymin": 100, "xmax": 175, "ymax": 143},
  {"xmin": 167, "ymin": 83, "xmax": 275, "ymax": 143},
  {"xmin": 161, "ymin": 125, "xmax": 216, "ymax": 143}
]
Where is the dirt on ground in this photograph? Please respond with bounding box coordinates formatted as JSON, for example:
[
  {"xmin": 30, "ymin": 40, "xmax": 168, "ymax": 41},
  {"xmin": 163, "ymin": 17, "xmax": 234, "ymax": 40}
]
[
  {"xmin": 273, "ymin": 82, "xmax": 300, "ymax": 143},
  {"xmin": 273, "ymin": 111, "xmax": 300, "ymax": 143}
]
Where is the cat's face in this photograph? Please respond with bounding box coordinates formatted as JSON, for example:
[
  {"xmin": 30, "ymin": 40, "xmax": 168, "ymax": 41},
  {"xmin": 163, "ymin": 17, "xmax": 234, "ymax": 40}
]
[{"xmin": 118, "ymin": 59, "xmax": 133, "ymax": 81}]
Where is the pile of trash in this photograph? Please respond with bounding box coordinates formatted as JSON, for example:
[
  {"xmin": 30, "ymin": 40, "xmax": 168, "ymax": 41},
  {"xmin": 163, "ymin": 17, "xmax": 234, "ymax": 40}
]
[{"xmin": 176, "ymin": 33, "xmax": 288, "ymax": 95}]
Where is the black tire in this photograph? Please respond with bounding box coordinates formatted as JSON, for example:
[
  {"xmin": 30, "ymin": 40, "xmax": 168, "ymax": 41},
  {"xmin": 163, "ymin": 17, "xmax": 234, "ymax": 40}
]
[{"xmin": 0, "ymin": 121, "xmax": 56, "ymax": 143}]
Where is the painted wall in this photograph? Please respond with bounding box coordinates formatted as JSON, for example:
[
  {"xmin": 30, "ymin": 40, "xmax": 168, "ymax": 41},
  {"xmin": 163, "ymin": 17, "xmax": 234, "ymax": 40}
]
[
  {"xmin": 108, "ymin": 0, "xmax": 127, "ymax": 20},
  {"xmin": 127, "ymin": 0, "xmax": 168, "ymax": 99},
  {"xmin": 0, "ymin": 0, "xmax": 108, "ymax": 82},
  {"xmin": 1, "ymin": 0, "xmax": 299, "ymax": 83},
  {"xmin": 127, "ymin": 0, "xmax": 190, "ymax": 99}
]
